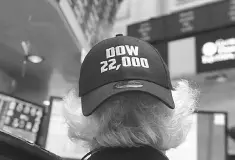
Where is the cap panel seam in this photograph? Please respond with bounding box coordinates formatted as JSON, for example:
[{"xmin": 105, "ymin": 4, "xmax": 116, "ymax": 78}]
[{"xmin": 147, "ymin": 42, "xmax": 170, "ymax": 88}]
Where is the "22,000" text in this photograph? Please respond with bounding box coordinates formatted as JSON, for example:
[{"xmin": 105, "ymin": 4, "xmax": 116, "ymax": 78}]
[{"xmin": 100, "ymin": 56, "xmax": 149, "ymax": 73}]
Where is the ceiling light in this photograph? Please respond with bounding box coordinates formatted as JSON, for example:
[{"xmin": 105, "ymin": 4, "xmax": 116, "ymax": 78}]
[
  {"xmin": 43, "ymin": 100, "xmax": 50, "ymax": 106},
  {"xmin": 26, "ymin": 55, "xmax": 44, "ymax": 64}
]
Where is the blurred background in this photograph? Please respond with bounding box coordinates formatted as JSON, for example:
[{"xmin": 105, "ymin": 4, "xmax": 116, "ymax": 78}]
[{"xmin": 0, "ymin": 0, "xmax": 235, "ymax": 160}]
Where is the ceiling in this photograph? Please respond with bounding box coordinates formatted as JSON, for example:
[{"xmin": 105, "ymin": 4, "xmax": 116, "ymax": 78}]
[{"xmin": 0, "ymin": 0, "xmax": 81, "ymax": 105}]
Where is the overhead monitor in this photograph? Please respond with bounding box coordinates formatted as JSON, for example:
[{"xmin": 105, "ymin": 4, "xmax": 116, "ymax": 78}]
[{"xmin": 0, "ymin": 92, "xmax": 44, "ymax": 143}]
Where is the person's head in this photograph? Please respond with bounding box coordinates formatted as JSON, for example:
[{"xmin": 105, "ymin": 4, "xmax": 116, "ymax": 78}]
[{"xmin": 63, "ymin": 35, "xmax": 199, "ymax": 151}]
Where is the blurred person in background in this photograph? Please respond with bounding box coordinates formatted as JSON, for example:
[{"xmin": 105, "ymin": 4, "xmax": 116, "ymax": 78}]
[{"xmin": 63, "ymin": 35, "xmax": 199, "ymax": 160}]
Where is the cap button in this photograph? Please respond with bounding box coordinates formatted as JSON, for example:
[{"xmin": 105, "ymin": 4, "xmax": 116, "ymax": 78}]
[{"xmin": 116, "ymin": 34, "xmax": 123, "ymax": 37}]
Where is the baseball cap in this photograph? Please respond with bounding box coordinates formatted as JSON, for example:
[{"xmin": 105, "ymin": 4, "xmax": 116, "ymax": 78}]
[{"xmin": 79, "ymin": 34, "xmax": 175, "ymax": 116}]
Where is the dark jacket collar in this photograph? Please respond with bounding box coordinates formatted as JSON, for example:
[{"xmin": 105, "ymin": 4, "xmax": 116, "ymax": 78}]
[{"xmin": 87, "ymin": 146, "xmax": 169, "ymax": 160}]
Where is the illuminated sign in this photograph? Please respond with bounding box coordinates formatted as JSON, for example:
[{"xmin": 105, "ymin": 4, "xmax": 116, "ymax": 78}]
[
  {"xmin": 128, "ymin": 0, "xmax": 235, "ymax": 42},
  {"xmin": 201, "ymin": 38, "xmax": 235, "ymax": 64},
  {"xmin": 127, "ymin": 18, "xmax": 165, "ymax": 42},
  {"xmin": 137, "ymin": 22, "xmax": 152, "ymax": 41},
  {"xmin": 3, "ymin": 101, "xmax": 42, "ymax": 134},
  {"xmin": 196, "ymin": 26, "xmax": 235, "ymax": 73},
  {"xmin": 0, "ymin": 94, "xmax": 43, "ymax": 143}
]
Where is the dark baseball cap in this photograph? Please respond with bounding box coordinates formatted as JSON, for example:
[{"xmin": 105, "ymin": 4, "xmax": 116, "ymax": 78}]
[{"xmin": 79, "ymin": 34, "xmax": 175, "ymax": 116}]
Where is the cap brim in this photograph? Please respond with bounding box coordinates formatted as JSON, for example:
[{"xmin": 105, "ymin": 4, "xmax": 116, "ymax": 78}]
[{"xmin": 81, "ymin": 80, "xmax": 175, "ymax": 116}]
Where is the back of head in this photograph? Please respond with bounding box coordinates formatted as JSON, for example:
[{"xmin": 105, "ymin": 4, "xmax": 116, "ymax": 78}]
[{"xmin": 64, "ymin": 80, "xmax": 198, "ymax": 151}]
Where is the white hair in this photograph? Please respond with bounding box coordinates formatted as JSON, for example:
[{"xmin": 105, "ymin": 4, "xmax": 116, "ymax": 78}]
[{"xmin": 63, "ymin": 80, "xmax": 199, "ymax": 151}]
